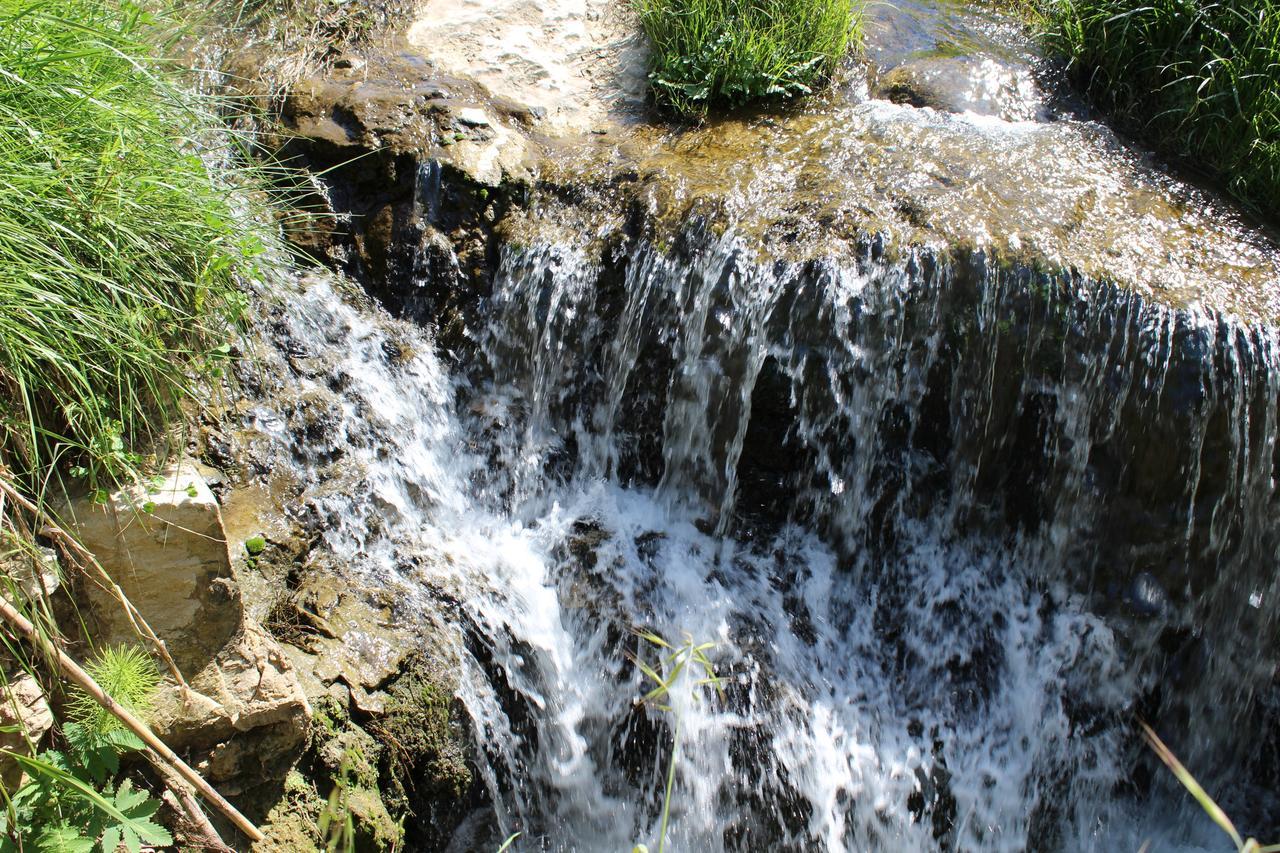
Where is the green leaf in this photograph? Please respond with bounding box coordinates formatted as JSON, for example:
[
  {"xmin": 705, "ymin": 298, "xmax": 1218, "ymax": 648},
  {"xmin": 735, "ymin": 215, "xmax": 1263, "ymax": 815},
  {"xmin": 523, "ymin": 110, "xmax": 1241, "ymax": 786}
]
[
  {"xmin": 4, "ymin": 753, "xmax": 171, "ymax": 848},
  {"xmin": 33, "ymin": 824, "xmax": 94, "ymax": 853}
]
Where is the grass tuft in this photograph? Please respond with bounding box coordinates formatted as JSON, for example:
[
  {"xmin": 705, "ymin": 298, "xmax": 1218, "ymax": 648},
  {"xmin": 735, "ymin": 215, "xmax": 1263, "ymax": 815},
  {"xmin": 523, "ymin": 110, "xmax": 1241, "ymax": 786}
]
[
  {"xmin": 67, "ymin": 645, "xmax": 162, "ymax": 737},
  {"xmin": 634, "ymin": 0, "xmax": 859, "ymax": 118},
  {"xmin": 1037, "ymin": 0, "xmax": 1280, "ymax": 217},
  {"xmin": 0, "ymin": 0, "xmax": 262, "ymax": 494}
]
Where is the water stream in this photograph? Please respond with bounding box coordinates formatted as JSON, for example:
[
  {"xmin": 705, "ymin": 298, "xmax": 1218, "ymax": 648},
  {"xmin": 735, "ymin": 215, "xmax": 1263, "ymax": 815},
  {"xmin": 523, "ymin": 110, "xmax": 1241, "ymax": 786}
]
[
  {"xmin": 228, "ymin": 1, "xmax": 1280, "ymax": 844},
  {"xmin": 244, "ymin": 201, "xmax": 1280, "ymax": 849}
]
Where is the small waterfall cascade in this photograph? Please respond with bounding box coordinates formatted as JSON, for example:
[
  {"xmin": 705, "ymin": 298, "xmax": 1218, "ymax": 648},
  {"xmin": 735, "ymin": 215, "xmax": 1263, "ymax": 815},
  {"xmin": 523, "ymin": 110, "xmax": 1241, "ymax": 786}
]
[{"xmin": 242, "ymin": 207, "xmax": 1280, "ymax": 850}]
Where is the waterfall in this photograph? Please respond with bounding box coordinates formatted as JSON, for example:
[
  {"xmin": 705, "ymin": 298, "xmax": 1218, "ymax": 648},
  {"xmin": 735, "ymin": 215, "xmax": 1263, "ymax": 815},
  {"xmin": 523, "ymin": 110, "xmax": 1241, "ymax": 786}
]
[{"xmin": 243, "ymin": 210, "xmax": 1280, "ymax": 850}]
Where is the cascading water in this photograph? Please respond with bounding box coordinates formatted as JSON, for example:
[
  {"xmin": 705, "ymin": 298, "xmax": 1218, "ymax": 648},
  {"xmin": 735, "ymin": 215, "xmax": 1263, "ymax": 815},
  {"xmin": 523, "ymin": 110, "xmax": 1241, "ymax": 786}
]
[{"xmin": 242, "ymin": 200, "xmax": 1279, "ymax": 851}]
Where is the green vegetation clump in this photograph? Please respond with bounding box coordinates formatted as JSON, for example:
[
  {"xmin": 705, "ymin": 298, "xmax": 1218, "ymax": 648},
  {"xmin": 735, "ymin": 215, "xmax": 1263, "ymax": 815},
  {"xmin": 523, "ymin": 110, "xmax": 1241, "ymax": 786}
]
[
  {"xmin": 1037, "ymin": 0, "xmax": 1280, "ymax": 216},
  {"xmin": 634, "ymin": 0, "xmax": 859, "ymax": 117},
  {"xmin": 0, "ymin": 0, "xmax": 259, "ymax": 493},
  {"xmin": 2, "ymin": 646, "xmax": 169, "ymax": 852},
  {"xmin": 66, "ymin": 645, "xmax": 162, "ymax": 739}
]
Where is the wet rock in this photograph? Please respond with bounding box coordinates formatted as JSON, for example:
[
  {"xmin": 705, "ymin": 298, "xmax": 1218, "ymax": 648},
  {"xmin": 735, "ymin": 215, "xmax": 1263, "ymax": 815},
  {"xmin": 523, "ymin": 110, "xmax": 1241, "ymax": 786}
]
[
  {"xmin": 875, "ymin": 55, "xmax": 1045, "ymax": 122},
  {"xmin": 366, "ymin": 657, "xmax": 479, "ymax": 850},
  {"xmin": 455, "ymin": 107, "xmax": 491, "ymax": 128},
  {"xmin": 1126, "ymin": 571, "xmax": 1171, "ymax": 618},
  {"xmin": 445, "ymin": 123, "xmax": 531, "ymax": 188},
  {"xmin": 150, "ymin": 621, "xmax": 312, "ymax": 796}
]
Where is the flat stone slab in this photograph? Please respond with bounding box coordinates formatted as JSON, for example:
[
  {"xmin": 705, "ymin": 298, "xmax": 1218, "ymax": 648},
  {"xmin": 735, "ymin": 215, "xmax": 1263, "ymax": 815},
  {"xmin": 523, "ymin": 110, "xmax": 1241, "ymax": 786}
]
[{"xmin": 407, "ymin": 0, "xmax": 648, "ymax": 133}]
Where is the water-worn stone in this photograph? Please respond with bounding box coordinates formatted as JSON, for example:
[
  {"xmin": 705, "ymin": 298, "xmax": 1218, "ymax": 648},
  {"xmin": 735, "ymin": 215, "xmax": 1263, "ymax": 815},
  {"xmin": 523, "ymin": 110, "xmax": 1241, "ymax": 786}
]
[{"xmin": 875, "ymin": 55, "xmax": 1045, "ymax": 122}]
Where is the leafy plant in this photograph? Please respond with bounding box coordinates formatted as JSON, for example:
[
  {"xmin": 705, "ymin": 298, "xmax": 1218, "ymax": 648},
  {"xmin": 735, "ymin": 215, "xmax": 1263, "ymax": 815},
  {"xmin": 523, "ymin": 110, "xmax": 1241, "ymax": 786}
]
[
  {"xmin": 67, "ymin": 646, "xmax": 161, "ymax": 740},
  {"xmin": 629, "ymin": 630, "xmax": 724, "ymax": 853},
  {"xmin": 0, "ymin": 646, "xmax": 167, "ymax": 851},
  {"xmin": 633, "ymin": 0, "xmax": 859, "ymax": 117},
  {"xmin": 317, "ymin": 746, "xmax": 373, "ymax": 853},
  {"xmin": 2, "ymin": 753, "xmax": 172, "ymax": 853}
]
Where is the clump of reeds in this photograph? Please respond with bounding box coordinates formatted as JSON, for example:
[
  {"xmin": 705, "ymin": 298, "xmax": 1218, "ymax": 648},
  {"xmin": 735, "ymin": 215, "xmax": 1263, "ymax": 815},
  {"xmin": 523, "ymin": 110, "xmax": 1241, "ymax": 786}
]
[{"xmin": 1040, "ymin": 0, "xmax": 1280, "ymax": 217}]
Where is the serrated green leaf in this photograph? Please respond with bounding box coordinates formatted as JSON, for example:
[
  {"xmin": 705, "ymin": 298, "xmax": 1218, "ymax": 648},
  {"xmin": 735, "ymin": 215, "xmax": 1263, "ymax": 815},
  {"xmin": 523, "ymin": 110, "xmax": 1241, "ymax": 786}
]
[
  {"xmin": 33, "ymin": 824, "xmax": 94, "ymax": 853},
  {"xmin": 5, "ymin": 753, "xmax": 171, "ymax": 848}
]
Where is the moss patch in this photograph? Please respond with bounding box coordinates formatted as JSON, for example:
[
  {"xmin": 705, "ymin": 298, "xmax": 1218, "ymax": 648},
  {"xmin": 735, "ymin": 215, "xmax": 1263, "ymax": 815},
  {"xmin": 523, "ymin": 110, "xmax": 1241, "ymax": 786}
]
[{"xmin": 368, "ymin": 657, "xmax": 478, "ymax": 849}]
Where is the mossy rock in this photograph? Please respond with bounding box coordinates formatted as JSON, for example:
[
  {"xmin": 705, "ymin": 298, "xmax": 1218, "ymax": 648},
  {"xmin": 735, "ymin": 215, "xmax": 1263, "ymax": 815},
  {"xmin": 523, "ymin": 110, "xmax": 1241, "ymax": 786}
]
[{"xmin": 368, "ymin": 656, "xmax": 479, "ymax": 849}]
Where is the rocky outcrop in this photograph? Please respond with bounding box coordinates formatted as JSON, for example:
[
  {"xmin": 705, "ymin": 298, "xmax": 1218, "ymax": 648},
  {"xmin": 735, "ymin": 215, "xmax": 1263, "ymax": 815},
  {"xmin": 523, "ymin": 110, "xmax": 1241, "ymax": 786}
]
[
  {"xmin": 0, "ymin": 672, "xmax": 53, "ymax": 790},
  {"xmin": 61, "ymin": 461, "xmax": 312, "ymax": 799},
  {"xmin": 64, "ymin": 461, "xmax": 242, "ymax": 675},
  {"xmin": 256, "ymin": 559, "xmax": 482, "ymax": 849},
  {"xmin": 0, "ymin": 547, "xmax": 59, "ymax": 789},
  {"xmin": 230, "ymin": 51, "xmax": 536, "ymax": 348}
]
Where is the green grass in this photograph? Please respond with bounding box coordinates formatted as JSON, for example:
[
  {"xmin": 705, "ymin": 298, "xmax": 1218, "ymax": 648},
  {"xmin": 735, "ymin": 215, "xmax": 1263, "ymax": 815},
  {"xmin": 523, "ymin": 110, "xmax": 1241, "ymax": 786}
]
[
  {"xmin": 634, "ymin": 0, "xmax": 859, "ymax": 118},
  {"xmin": 0, "ymin": 0, "xmax": 262, "ymax": 493},
  {"xmin": 1036, "ymin": 0, "xmax": 1280, "ymax": 217}
]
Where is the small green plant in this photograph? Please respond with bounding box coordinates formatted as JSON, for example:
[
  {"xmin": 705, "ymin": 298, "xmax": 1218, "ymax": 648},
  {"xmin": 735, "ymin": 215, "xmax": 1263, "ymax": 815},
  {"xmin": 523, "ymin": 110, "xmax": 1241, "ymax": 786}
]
[
  {"xmin": 634, "ymin": 0, "xmax": 859, "ymax": 117},
  {"xmin": 318, "ymin": 747, "xmax": 363, "ymax": 853},
  {"xmin": 1141, "ymin": 722, "xmax": 1280, "ymax": 853},
  {"xmin": 629, "ymin": 630, "xmax": 723, "ymax": 853},
  {"xmin": 67, "ymin": 646, "xmax": 162, "ymax": 741},
  {"xmin": 0, "ymin": 645, "xmax": 168, "ymax": 852}
]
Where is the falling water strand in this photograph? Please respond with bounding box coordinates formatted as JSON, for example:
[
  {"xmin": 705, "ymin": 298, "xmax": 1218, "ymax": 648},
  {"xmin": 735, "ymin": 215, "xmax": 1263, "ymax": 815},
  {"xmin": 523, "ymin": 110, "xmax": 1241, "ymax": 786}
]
[{"xmin": 244, "ymin": 218, "xmax": 1279, "ymax": 850}]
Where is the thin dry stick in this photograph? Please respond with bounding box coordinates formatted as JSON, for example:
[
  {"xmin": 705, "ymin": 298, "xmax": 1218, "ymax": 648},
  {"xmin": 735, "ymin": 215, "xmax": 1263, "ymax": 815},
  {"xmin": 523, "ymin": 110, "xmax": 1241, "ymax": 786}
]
[
  {"xmin": 0, "ymin": 596, "xmax": 264, "ymax": 843},
  {"xmin": 149, "ymin": 755, "xmax": 234, "ymax": 853}
]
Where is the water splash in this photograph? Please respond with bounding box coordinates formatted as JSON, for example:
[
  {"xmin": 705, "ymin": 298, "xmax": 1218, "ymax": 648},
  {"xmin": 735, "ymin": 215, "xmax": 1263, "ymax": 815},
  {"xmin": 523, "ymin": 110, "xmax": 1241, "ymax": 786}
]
[{"xmin": 242, "ymin": 215, "xmax": 1278, "ymax": 849}]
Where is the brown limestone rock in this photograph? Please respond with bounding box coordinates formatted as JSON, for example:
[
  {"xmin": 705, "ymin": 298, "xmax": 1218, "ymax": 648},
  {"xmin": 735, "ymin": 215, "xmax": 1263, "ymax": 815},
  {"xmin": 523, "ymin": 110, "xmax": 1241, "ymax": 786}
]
[
  {"xmin": 63, "ymin": 461, "xmax": 312, "ymax": 796},
  {"xmin": 0, "ymin": 673, "xmax": 53, "ymax": 790}
]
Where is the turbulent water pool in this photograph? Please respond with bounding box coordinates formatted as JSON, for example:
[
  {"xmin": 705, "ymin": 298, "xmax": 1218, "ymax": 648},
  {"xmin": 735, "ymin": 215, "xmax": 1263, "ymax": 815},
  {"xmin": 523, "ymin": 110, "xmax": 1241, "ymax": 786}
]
[{"xmin": 240, "ymin": 0, "xmax": 1280, "ymax": 849}]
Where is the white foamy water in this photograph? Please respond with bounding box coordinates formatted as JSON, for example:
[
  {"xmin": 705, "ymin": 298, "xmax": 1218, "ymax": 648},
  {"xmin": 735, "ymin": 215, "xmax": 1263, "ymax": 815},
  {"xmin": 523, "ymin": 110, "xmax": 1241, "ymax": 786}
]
[{"xmin": 242, "ymin": 216, "xmax": 1276, "ymax": 850}]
